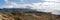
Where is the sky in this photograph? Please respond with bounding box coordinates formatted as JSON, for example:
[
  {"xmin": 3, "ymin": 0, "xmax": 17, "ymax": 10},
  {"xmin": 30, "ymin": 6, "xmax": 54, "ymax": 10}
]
[{"xmin": 0, "ymin": 0, "xmax": 60, "ymax": 15}]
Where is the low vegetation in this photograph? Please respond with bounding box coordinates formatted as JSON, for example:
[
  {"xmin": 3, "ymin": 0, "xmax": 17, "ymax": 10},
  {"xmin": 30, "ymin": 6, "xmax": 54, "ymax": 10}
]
[{"xmin": 0, "ymin": 11, "xmax": 59, "ymax": 20}]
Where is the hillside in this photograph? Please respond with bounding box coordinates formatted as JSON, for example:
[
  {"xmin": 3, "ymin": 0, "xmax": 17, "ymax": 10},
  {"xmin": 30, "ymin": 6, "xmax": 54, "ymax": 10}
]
[{"xmin": 0, "ymin": 8, "xmax": 59, "ymax": 20}]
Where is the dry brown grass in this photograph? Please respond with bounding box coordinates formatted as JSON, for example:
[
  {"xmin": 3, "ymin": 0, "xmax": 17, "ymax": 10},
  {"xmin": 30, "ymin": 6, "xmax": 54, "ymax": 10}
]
[
  {"xmin": 0, "ymin": 13, "xmax": 15, "ymax": 20},
  {"xmin": 0, "ymin": 12, "xmax": 59, "ymax": 20}
]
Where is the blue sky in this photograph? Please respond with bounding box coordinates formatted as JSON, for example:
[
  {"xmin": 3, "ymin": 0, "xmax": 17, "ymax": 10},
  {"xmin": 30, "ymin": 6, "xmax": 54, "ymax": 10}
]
[
  {"xmin": 0, "ymin": 0, "xmax": 60, "ymax": 15},
  {"xmin": 0, "ymin": 0, "xmax": 41, "ymax": 5},
  {"xmin": 0, "ymin": 0, "xmax": 20, "ymax": 6},
  {"xmin": 0, "ymin": 0, "xmax": 43, "ymax": 8},
  {"xmin": 0, "ymin": 0, "xmax": 6, "ymax": 6}
]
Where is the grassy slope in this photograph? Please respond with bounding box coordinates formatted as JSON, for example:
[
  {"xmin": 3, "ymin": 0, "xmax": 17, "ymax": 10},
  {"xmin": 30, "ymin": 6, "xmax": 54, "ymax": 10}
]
[{"xmin": 0, "ymin": 11, "xmax": 58, "ymax": 20}]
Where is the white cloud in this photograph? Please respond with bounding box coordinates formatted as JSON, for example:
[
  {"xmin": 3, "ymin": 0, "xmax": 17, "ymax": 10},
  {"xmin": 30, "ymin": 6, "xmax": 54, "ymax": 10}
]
[
  {"xmin": 48, "ymin": 0, "xmax": 57, "ymax": 1},
  {"xmin": 4, "ymin": 0, "xmax": 9, "ymax": 4},
  {"xmin": 3, "ymin": 0, "xmax": 60, "ymax": 15},
  {"xmin": 44, "ymin": 0, "xmax": 58, "ymax": 1},
  {"xmin": 28, "ymin": 0, "xmax": 60, "ymax": 15}
]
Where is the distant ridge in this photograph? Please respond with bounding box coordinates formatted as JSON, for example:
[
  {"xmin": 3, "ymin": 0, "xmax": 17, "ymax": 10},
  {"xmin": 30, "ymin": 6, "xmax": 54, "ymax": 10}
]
[{"xmin": 0, "ymin": 8, "xmax": 41, "ymax": 12}]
